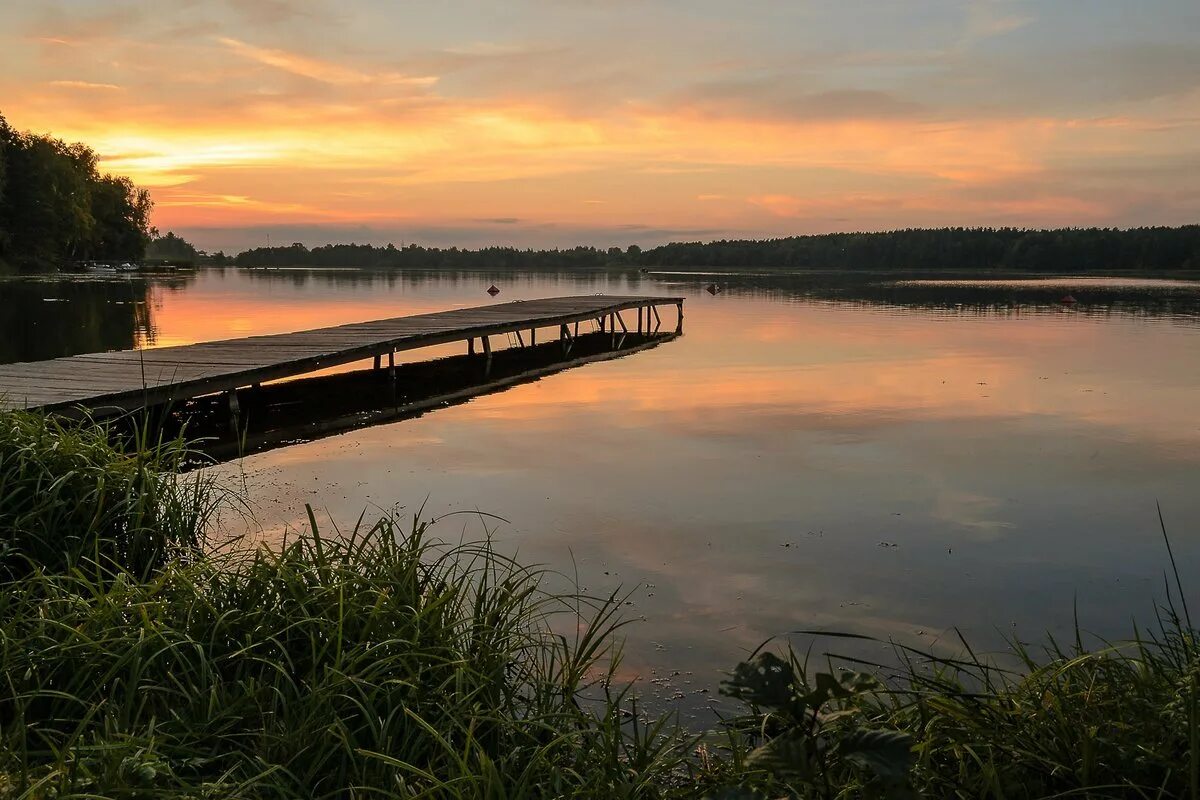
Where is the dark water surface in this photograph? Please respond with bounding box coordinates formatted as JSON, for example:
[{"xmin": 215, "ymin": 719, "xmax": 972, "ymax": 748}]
[{"xmin": 3, "ymin": 267, "xmax": 1200, "ymax": 723}]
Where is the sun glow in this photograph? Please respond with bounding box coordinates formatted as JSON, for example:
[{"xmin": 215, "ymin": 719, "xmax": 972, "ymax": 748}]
[{"xmin": 3, "ymin": 0, "xmax": 1197, "ymax": 246}]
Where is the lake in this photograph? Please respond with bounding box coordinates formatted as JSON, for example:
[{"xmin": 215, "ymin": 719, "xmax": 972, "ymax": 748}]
[{"xmin": 3, "ymin": 267, "xmax": 1200, "ymax": 723}]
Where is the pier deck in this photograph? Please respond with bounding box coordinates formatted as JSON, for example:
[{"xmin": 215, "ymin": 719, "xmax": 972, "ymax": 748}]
[{"xmin": 0, "ymin": 295, "xmax": 683, "ymax": 415}]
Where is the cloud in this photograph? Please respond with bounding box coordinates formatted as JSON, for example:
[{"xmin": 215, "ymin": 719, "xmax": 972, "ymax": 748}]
[
  {"xmin": 217, "ymin": 0, "xmax": 328, "ymax": 25},
  {"xmin": 4, "ymin": 0, "xmax": 1199, "ymax": 245},
  {"xmin": 962, "ymin": 1, "xmax": 1035, "ymax": 46},
  {"xmin": 48, "ymin": 80, "xmax": 122, "ymax": 91},
  {"xmin": 673, "ymin": 78, "xmax": 926, "ymax": 122},
  {"xmin": 218, "ymin": 37, "xmax": 437, "ymax": 88}
]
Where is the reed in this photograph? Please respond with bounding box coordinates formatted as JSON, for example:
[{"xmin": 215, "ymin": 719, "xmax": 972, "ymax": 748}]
[
  {"xmin": 0, "ymin": 410, "xmax": 213, "ymax": 579},
  {"xmin": 704, "ymin": 521, "xmax": 1200, "ymax": 798},
  {"xmin": 0, "ymin": 512, "xmax": 697, "ymax": 798}
]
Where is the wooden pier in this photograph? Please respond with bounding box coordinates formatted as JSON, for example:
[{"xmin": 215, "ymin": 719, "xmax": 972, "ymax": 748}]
[{"xmin": 0, "ymin": 295, "xmax": 683, "ymax": 416}]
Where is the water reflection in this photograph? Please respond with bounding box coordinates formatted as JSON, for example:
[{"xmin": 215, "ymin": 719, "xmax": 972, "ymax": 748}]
[
  {"xmin": 4, "ymin": 268, "xmax": 1200, "ymax": 725},
  {"xmin": 0, "ymin": 272, "xmax": 198, "ymax": 362},
  {"xmin": 650, "ymin": 271, "xmax": 1200, "ymax": 325}
]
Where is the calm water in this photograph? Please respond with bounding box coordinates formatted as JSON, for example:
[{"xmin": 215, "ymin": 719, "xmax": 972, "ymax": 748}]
[{"xmin": 4, "ymin": 267, "xmax": 1200, "ymax": 722}]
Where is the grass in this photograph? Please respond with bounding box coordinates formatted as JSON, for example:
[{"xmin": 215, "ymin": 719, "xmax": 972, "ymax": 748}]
[
  {"xmin": 0, "ymin": 409, "xmax": 1197, "ymax": 798},
  {"xmin": 0, "ymin": 411, "xmax": 213, "ymax": 579},
  {"xmin": 712, "ymin": 604, "xmax": 1200, "ymax": 799}
]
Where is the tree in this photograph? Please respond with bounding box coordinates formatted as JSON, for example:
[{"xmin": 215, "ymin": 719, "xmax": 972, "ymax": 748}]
[
  {"xmin": 0, "ymin": 111, "xmax": 155, "ymax": 270},
  {"xmin": 146, "ymin": 231, "xmax": 200, "ymax": 262},
  {"xmin": 89, "ymin": 176, "xmax": 153, "ymax": 261},
  {"xmin": 0, "ymin": 113, "xmax": 11, "ymax": 263}
]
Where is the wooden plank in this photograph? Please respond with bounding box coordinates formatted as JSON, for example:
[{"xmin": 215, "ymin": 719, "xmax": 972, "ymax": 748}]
[{"xmin": 0, "ymin": 295, "xmax": 683, "ymax": 414}]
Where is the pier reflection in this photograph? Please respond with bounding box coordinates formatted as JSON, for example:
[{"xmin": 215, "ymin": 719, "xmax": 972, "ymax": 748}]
[{"xmin": 172, "ymin": 330, "xmax": 680, "ymax": 462}]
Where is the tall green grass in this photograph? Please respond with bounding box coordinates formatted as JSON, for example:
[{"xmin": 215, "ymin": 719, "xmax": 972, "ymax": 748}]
[
  {"xmin": 691, "ymin": 521, "xmax": 1200, "ymax": 798},
  {"xmin": 0, "ymin": 411, "xmax": 213, "ymax": 579},
  {"xmin": 708, "ymin": 607, "xmax": 1200, "ymax": 799},
  {"xmin": 0, "ymin": 513, "xmax": 698, "ymax": 798},
  {"xmin": 0, "ymin": 410, "xmax": 1196, "ymax": 798}
]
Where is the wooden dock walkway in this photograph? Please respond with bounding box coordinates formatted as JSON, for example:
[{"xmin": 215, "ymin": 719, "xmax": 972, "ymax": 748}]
[{"xmin": 0, "ymin": 295, "xmax": 683, "ymax": 415}]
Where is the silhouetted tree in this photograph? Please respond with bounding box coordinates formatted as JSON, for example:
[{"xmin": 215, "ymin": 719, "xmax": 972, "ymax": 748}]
[
  {"xmin": 635, "ymin": 227, "xmax": 1200, "ymax": 272},
  {"xmin": 146, "ymin": 231, "xmax": 200, "ymax": 262},
  {"xmin": 0, "ymin": 110, "xmax": 154, "ymax": 271}
]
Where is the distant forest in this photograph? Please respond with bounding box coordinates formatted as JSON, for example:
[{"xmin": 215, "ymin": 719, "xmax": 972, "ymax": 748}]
[
  {"xmin": 234, "ymin": 243, "xmax": 625, "ymax": 271},
  {"xmin": 637, "ymin": 226, "xmax": 1200, "ymax": 271},
  {"xmin": 233, "ymin": 226, "xmax": 1200, "ymax": 272},
  {"xmin": 0, "ymin": 112, "xmax": 154, "ymax": 271}
]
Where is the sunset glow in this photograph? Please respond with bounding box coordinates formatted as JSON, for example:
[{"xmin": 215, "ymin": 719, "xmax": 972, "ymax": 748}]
[{"xmin": 2, "ymin": 0, "xmax": 1198, "ymax": 250}]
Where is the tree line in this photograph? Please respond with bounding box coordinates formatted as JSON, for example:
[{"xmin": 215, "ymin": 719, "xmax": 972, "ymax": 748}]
[
  {"xmin": 636, "ymin": 226, "xmax": 1200, "ymax": 271},
  {"xmin": 233, "ymin": 242, "xmax": 631, "ymax": 270},
  {"xmin": 230, "ymin": 227, "xmax": 1200, "ymax": 272},
  {"xmin": 0, "ymin": 112, "xmax": 154, "ymax": 271}
]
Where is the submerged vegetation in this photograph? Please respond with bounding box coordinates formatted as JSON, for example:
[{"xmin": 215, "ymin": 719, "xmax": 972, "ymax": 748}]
[{"xmin": 0, "ymin": 410, "xmax": 1197, "ymax": 798}]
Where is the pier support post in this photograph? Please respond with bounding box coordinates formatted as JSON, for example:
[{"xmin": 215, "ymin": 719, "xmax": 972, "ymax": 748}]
[
  {"xmin": 637, "ymin": 307, "xmax": 643, "ymax": 334},
  {"xmin": 652, "ymin": 305, "xmax": 662, "ymax": 332},
  {"xmin": 373, "ymin": 354, "xmax": 382, "ymax": 370},
  {"xmin": 388, "ymin": 349, "xmax": 396, "ymax": 380},
  {"xmin": 676, "ymin": 301, "xmax": 684, "ymax": 333},
  {"xmin": 468, "ymin": 337, "xmax": 475, "ymax": 356},
  {"xmin": 481, "ymin": 335, "xmax": 492, "ymax": 376},
  {"xmin": 530, "ymin": 328, "xmax": 536, "ymax": 346},
  {"xmin": 226, "ymin": 389, "xmax": 241, "ymax": 432}
]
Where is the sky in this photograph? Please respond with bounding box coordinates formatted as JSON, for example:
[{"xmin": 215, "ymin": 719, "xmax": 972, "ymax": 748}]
[{"xmin": 1, "ymin": 0, "xmax": 1198, "ymax": 252}]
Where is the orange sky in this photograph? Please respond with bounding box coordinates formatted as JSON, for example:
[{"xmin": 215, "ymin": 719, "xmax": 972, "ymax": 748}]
[{"xmin": 2, "ymin": 0, "xmax": 1198, "ymax": 250}]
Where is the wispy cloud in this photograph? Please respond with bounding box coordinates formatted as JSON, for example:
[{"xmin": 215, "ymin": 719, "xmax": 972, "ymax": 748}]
[
  {"xmin": 3, "ymin": 0, "xmax": 1197, "ymax": 244},
  {"xmin": 49, "ymin": 80, "xmax": 122, "ymax": 91},
  {"xmin": 218, "ymin": 37, "xmax": 436, "ymax": 88},
  {"xmin": 962, "ymin": 1, "xmax": 1036, "ymax": 46}
]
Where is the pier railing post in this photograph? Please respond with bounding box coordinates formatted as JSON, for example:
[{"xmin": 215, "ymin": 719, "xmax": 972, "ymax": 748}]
[{"xmin": 226, "ymin": 389, "xmax": 241, "ymax": 432}]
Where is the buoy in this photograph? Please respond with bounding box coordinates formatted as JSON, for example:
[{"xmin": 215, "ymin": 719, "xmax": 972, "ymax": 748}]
[
  {"xmin": 1059, "ymin": 294, "xmax": 1077, "ymax": 304},
  {"xmin": 487, "ymin": 284, "xmax": 500, "ymax": 296},
  {"xmin": 706, "ymin": 283, "xmax": 719, "ymax": 295}
]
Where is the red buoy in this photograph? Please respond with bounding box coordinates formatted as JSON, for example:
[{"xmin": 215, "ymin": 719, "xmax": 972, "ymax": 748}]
[
  {"xmin": 1059, "ymin": 294, "xmax": 1077, "ymax": 304},
  {"xmin": 487, "ymin": 285, "xmax": 500, "ymax": 296}
]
